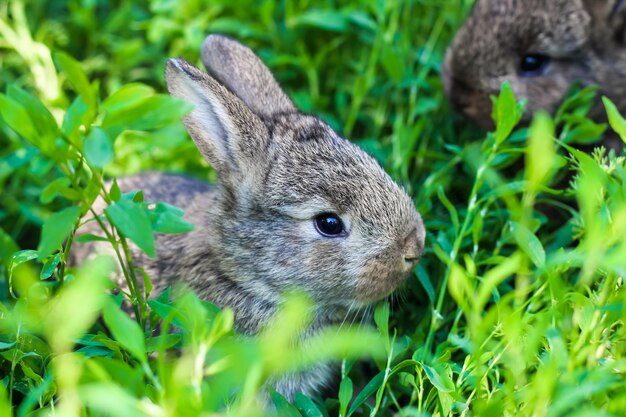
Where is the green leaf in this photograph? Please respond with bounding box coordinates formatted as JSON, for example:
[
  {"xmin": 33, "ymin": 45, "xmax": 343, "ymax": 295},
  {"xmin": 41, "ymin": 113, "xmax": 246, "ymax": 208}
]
[
  {"xmin": 76, "ymin": 345, "xmax": 114, "ymax": 359},
  {"xmin": 145, "ymin": 202, "xmax": 195, "ymax": 234},
  {"xmin": 0, "ymin": 230, "xmax": 19, "ymax": 261},
  {"xmin": 102, "ymin": 95, "xmax": 192, "ymax": 137},
  {"xmin": 555, "ymin": 85, "xmax": 598, "ymax": 122},
  {"xmin": 509, "ymin": 222, "xmax": 546, "ymax": 268},
  {"xmin": 602, "ymin": 96, "xmax": 626, "ymax": 142},
  {"xmin": 0, "ymin": 93, "xmax": 38, "ymax": 141},
  {"xmin": 437, "ymin": 186, "xmax": 459, "ymax": 234},
  {"xmin": 145, "ymin": 334, "xmax": 181, "ymax": 353},
  {"xmin": 19, "ymin": 361, "xmax": 44, "ymax": 384},
  {"xmin": 475, "ymin": 253, "xmax": 522, "ymax": 312},
  {"xmin": 105, "ymin": 198, "xmax": 155, "ymax": 257},
  {"xmin": 288, "ymin": 9, "xmax": 350, "ymax": 32},
  {"xmin": 83, "ymin": 174, "xmax": 103, "ymax": 215},
  {"xmin": 347, "ymin": 11, "xmax": 377, "ymax": 31},
  {"xmin": 109, "ymin": 180, "xmax": 121, "ymax": 202},
  {"xmin": 567, "ymin": 408, "xmax": 614, "ymax": 417},
  {"xmin": 102, "ymin": 83, "xmax": 155, "ymax": 114},
  {"xmin": 270, "ymin": 389, "xmax": 302, "ymax": 417},
  {"xmin": 374, "ymin": 301, "xmax": 390, "ymax": 340},
  {"xmin": 294, "ymin": 393, "xmax": 324, "ymax": 417},
  {"xmin": 9, "ymin": 250, "xmax": 39, "ymax": 276},
  {"xmin": 147, "ymin": 299, "xmax": 184, "ymax": 328},
  {"xmin": 37, "ymin": 206, "xmax": 81, "ymax": 261},
  {"xmin": 41, "ymin": 177, "xmax": 81, "ymax": 203},
  {"xmin": 0, "ymin": 380, "xmax": 12, "ymax": 416},
  {"xmin": 380, "ymin": 48, "xmax": 404, "ymax": 84},
  {"xmin": 40, "ymin": 253, "xmax": 61, "ymax": 280},
  {"xmin": 7, "ymin": 85, "xmax": 58, "ymax": 138},
  {"xmin": 83, "ymin": 127, "xmax": 113, "ymax": 168},
  {"xmin": 75, "ymin": 233, "xmax": 109, "ymax": 244},
  {"xmin": 347, "ymin": 371, "xmax": 384, "ymax": 417},
  {"xmin": 55, "ymin": 52, "xmax": 97, "ymax": 109},
  {"xmin": 564, "ymin": 121, "xmax": 606, "ymax": 145},
  {"xmin": 493, "ymin": 81, "xmax": 524, "ymax": 144},
  {"xmin": 416, "ymin": 264, "xmax": 435, "ymax": 305},
  {"xmin": 131, "ymin": 190, "xmax": 144, "ymax": 203},
  {"xmin": 447, "ymin": 263, "xmax": 473, "ymax": 315},
  {"xmin": 61, "ymin": 96, "xmax": 88, "ymax": 139},
  {"xmin": 208, "ymin": 309, "xmax": 234, "ymax": 342},
  {"xmin": 79, "ymin": 383, "xmax": 144, "ymax": 417},
  {"xmin": 422, "ymin": 363, "xmax": 455, "ymax": 393},
  {"xmin": 338, "ymin": 377, "xmax": 353, "ymax": 417},
  {"xmin": 526, "ymin": 112, "xmax": 556, "ymax": 192},
  {"xmin": 16, "ymin": 364, "xmax": 53, "ymax": 417},
  {"xmin": 102, "ymin": 299, "xmax": 147, "ymax": 363},
  {"xmin": 0, "ymin": 341, "xmax": 16, "ymax": 350},
  {"xmin": 45, "ymin": 257, "xmax": 113, "ymax": 351},
  {"xmin": 203, "ymin": 17, "xmax": 263, "ymax": 38}
]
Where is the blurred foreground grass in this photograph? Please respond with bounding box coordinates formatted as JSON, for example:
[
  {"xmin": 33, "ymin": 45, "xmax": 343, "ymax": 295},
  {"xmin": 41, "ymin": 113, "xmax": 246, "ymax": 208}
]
[{"xmin": 1, "ymin": 0, "xmax": 626, "ymax": 416}]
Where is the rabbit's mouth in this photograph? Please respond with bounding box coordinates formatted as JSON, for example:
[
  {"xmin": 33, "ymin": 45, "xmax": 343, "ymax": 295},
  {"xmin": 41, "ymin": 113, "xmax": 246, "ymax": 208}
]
[
  {"xmin": 350, "ymin": 227, "xmax": 423, "ymax": 303},
  {"xmin": 354, "ymin": 267, "xmax": 412, "ymax": 304}
]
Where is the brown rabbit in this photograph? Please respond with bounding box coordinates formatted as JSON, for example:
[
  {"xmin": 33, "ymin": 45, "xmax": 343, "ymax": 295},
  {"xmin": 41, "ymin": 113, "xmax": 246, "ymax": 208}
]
[
  {"xmin": 442, "ymin": 0, "xmax": 626, "ymax": 130},
  {"xmin": 75, "ymin": 35, "xmax": 425, "ymax": 400}
]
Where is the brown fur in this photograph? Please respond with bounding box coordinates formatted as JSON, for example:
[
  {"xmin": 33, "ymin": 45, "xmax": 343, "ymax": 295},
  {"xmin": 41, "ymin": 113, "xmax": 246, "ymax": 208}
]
[
  {"xmin": 73, "ymin": 35, "xmax": 425, "ymax": 400},
  {"xmin": 443, "ymin": 0, "xmax": 626, "ymax": 129}
]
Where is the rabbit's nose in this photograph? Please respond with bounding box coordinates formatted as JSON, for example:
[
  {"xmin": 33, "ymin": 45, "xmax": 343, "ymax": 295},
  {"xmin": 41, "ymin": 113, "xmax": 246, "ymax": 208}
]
[
  {"xmin": 402, "ymin": 230, "xmax": 422, "ymax": 265},
  {"xmin": 447, "ymin": 78, "xmax": 495, "ymax": 130}
]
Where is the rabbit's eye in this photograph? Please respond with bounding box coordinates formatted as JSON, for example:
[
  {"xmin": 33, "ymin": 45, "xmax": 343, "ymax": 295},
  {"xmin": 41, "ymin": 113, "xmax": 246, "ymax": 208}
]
[
  {"xmin": 519, "ymin": 54, "xmax": 550, "ymax": 76},
  {"xmin": 314, "ymin": 213, "xmax": 345, "ymax": 237}
]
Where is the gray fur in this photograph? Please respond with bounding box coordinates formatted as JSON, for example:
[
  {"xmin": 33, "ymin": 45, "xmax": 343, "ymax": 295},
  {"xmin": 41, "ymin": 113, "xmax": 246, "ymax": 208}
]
[
  {"xmin": 74, "ymin": 35, "xmax": 425, "ymax": 400},
  {"xmin": 443, "ymin": 0, "xmax": 626, "ymax": 129},
  {"xmin": 201, "ymin": 35, "xmax": 295, "ymax": 117}
]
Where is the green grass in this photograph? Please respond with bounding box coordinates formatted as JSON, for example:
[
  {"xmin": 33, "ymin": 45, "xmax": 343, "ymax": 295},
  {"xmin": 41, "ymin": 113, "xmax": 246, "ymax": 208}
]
[{"xmin": 1, "ymin": 0, "xmax": 626, "ymax": 416}]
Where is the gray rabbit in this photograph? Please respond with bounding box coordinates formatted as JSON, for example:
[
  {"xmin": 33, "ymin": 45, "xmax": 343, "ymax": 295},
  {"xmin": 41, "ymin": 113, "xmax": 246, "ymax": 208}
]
[
  {"xmin": 443, "ymin": 0, "xmax": 626, "ymax": 130},
  {"xmin": 76, "ymin": 35, "xmax": 425, "ymax": 400}
]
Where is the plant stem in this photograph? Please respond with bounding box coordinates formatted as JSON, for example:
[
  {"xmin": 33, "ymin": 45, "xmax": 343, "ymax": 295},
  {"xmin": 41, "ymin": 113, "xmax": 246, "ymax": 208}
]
[{"xmin": 426, "ymin": 139, "xmax": 501, "ymax": 353}]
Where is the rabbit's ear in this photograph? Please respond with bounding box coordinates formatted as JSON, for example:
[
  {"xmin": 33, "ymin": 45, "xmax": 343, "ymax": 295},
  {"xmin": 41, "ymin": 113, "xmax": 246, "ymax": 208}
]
[
  {"xmin": 165, "ymin": 58, "xmax": 269, "ymax": 184},
  {"xmin": 612, "ymin": 0, "xmax": 626, "ymax": 15},
  {"xmin": 606, "ymin": 0, "xmax": 626, "ymax": 41},
  {"xmin": 201, "ymin": 35, "xmax": 296, "ymax": 117},
  {"xmin": 472, "ymin": 0, "xmax": 509, "ymax": 16},
  {"xmin": 588, "ymin": 0, "xmax": 626, "ymax": 25}
]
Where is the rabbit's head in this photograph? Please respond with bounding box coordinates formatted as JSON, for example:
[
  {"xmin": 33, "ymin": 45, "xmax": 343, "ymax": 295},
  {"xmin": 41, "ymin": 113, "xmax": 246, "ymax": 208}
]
[
  {"xmin": 165, "ymin": 35, "xmax": 424, "ymax": 310},
  {"xmin": 442, "ymin": 0, "xmax": 626, "ymax": 129}
]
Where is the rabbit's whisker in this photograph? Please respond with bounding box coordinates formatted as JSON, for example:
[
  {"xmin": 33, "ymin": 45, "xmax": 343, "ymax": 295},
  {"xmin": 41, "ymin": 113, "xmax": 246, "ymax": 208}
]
[{"xmin": 337, "ymin": 301, "xmax": 356, "ymax": 333}]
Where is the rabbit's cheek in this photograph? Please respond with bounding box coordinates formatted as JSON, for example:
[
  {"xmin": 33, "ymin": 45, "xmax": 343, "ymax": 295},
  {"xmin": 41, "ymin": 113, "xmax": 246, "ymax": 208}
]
[
  {"xmin": 450, "ymin": 88, "xmax": 495, "ymax": 131},
  {"xmin": 523, "ymin": 71, "xmax": 572, "ymax": 107},
  {"xmin": 463, "ymin": 99, "xmax": 496, "ymax": 131},
  {"xmin": 354, "ymin": 255, "xmax": 410, "ymax": 303}
]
